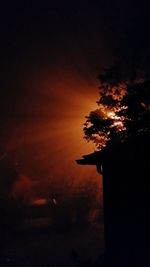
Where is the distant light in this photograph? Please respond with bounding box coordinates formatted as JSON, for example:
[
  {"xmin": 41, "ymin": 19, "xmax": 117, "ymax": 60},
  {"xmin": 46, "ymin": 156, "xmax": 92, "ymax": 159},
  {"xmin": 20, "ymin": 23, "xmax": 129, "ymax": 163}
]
[
  {"xmin": 53, "ymin": 198, "xmax": 57, "ymax": 205},
  {"xmin": 32, "ymin": 198, "xmax": 48, "ymax": 206}
]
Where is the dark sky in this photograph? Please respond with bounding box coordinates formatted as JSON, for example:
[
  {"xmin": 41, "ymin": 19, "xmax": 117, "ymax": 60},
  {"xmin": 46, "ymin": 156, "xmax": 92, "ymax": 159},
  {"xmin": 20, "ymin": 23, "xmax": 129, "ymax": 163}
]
[
  {"xmin": 0, "ymin": 1, "xmax": 149, "ymax": 194},
  {"xmin": 2, "ymin": 1, "xmax": 148, "ymax": 78}
]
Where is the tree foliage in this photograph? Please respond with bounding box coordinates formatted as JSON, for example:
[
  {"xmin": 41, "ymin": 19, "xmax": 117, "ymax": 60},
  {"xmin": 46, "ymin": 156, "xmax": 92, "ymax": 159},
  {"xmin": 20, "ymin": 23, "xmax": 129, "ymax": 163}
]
[
  {"xmin": 83, "ymin": 62, "xmax": 150, "ymax": 150},
  {"xmin": 84, "ymin": 16, "xmax": 150, "ymax": 150}
]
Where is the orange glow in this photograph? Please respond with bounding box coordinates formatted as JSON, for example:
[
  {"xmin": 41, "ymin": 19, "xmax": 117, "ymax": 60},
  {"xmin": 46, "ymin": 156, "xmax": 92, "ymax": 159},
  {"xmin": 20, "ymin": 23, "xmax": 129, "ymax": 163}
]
[
  {"xmin": 7, "ymin": 67, "xmax": 102, "ymax": 196},
  {"xmin": 84, "ymin": 83, "xmax": 128, "ymax": 149},
  {"xmin": 32, "ymin": 198, "xmax": 48, "ymax": 206},
  {"xmin": 12, "ymin": 175, "xmax": 33, "ymax": 203}
]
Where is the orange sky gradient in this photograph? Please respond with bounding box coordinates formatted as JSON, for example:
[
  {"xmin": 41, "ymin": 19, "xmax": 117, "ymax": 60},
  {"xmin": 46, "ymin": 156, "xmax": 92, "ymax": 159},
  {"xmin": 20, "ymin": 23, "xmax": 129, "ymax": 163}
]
[{"xmin": 6, "ymin": 66, "xmax": 102, "ymax": 197}]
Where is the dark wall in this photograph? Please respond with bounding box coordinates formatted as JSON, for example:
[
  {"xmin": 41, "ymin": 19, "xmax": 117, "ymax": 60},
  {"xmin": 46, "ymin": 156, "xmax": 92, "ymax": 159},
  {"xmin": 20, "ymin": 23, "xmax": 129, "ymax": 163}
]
[{"xmin": 102, "ymin": 133, "xmax": 150, "ymax": 265}]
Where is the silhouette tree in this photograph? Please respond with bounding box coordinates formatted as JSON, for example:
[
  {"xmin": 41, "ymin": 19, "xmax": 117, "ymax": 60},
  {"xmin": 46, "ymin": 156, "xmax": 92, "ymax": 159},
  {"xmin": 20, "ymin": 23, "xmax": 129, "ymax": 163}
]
[
  {"xmin": 84, "ymin": 63, "xmax": 150, "ymax": 151},
  {"xmin": 78, "ymin": 12, "xmax": 150, "ymax": 267},
  {"xmin": 81, "ymin": 70, "xmax": 150, "ymax": 266},
  {"xmin": 84, "ymin": 15, "xmax": 150, "ymax": 151}
]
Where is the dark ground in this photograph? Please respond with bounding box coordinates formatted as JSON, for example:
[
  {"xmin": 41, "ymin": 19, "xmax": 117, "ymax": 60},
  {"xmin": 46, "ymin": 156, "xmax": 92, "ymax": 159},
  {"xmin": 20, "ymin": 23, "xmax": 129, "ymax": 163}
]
[{"xmin": 0, "ymin": 221, "xmax": 104, "ymax": 267}]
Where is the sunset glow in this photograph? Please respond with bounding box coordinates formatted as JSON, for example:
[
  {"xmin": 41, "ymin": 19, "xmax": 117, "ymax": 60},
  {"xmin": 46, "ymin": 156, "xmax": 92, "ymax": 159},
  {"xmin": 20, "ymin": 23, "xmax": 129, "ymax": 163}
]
[{"xmin": 5, "ymin": 68, "xmax": 102, "ymax": 197}]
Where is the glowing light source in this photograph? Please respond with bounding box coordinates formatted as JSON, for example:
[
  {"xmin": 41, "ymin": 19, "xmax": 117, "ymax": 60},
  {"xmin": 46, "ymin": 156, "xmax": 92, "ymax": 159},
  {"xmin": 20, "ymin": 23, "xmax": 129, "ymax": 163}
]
[{"xmin": 8, "ymin": 69, "xmax": 101, "ymax": 196}]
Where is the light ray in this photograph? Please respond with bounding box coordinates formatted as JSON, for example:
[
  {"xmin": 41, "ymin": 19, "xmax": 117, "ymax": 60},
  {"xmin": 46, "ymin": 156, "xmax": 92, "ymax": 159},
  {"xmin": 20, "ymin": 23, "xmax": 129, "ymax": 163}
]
[{"xmin": 7, "ymin": 69, "xmax": 101, "ymax": 195}]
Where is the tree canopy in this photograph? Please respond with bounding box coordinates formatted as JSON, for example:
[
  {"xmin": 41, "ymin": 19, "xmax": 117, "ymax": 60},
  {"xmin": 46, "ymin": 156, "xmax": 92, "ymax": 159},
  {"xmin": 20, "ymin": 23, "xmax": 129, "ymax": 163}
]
[
  {"xmin": 83, "ymin": 15, "xmax": 150, "ymax": 150},
  {"xmin": 83, "ymin": 63, "xmax": 150, "ymax": 150}
]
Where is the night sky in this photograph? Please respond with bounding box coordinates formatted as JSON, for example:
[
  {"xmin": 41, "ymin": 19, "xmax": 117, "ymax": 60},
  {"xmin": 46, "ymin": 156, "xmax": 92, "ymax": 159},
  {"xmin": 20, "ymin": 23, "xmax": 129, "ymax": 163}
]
[{"xmin": 0, "ymin": 1, "xmax": 149, "ymax": 195}]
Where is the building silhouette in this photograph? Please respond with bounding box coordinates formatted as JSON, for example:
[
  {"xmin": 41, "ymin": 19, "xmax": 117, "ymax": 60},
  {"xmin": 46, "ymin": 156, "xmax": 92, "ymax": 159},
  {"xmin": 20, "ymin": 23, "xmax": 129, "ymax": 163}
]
[{"xmin": 77, "ymin": 132, "xmax": 150, "ymax": 266}]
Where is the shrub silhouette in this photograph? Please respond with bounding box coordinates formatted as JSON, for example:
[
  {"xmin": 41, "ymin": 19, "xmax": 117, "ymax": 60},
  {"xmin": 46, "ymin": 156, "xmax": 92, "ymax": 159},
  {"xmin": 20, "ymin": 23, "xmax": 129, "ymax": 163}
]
[{"xmin": 47, "ymin": 178, "xmax": 101, "ymax": 230}]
